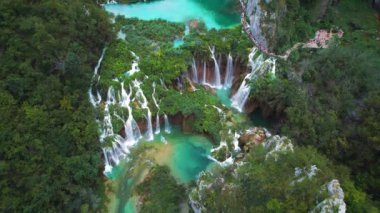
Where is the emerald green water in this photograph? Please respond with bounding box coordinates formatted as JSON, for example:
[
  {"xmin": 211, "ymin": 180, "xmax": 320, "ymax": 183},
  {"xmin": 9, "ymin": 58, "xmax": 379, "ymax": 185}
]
[
  {"xmin": 165, "ymin": 127, "xmax": 213, "ymax": 182},
  {"xmin": 173, "ymin": 39, "xmax": 184, "ymax": 48},
  {"xmin": 107, "ymin": 127, "xmax": 213, "ymax": 212},
  {"xmin": 124, "ymin": 198, "xmax": 136, "ymax": 213},
  {"xmin": 249, "ymin": 108, "xmax": 273, "ymax": 128},
  {"xmin": 104, "ymin": 1, "xmax": 238, "ymax": 211},
  {"xmin": 104, "ymin": 0, "xmax": 240, "ymax": 29},
  {"xmin": 216, "ymin": 88, "xmax": 232, "ymax": 107}
]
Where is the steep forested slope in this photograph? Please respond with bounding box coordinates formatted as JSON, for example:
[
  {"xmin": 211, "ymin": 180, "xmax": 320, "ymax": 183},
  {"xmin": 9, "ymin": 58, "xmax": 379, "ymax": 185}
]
[
  {"xmin": 0, "ymin": 0, "xmax": 112, "ymax": 211},
  {"xmin": 247, "ymin": 0, "xmax": 380, "ymax": 205}
]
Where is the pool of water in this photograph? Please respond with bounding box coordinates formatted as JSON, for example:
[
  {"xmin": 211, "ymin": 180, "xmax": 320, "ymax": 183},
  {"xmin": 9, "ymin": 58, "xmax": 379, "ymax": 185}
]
[
  {"xmin": 106, "ymin": 127, "xmax": 213, "ymax": 212},
  {"xmin": 173, "ymin": 39, "xmax": 184, "ymax": 48},
  {"xmin": 104, "ymin": 0, "xmax": 240, "ymax": 29},
  {"xmin": 165, "ymin": 128, "xmax": 213, "ymax": 182},
  {"xmin": 216, "ymin": 88, "xmax": 232, "ymax": 107},
  {"xmin": 249, "ymin": 108, "xmax": 273, "ymax": 128}
]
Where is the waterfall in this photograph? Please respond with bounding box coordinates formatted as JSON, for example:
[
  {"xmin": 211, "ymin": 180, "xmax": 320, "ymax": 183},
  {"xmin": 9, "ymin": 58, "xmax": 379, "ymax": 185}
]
[
  {"xmin": 88, "ymin": 88, "xmax": 103, "ymax": 107},
  {"xmin": 231, "ymin": 48, "xmax": 276, "ymax": 112},
  {"xmin": 232, "ymin": 132, "xmax": 241, "ymax": 152},
  {"xmin": 211, "ymin": 141, "xmax": 228, "ymax": 153},
  {"xmin": 89, "ymin": 48, "xmax": 106, "ymax": 107},
  {"xmin": 152, "ymin": 82, "xmax": 161, "ymax": 134},
  {"xmin": 100, "ymin": 102, "xmax": 114, "ymax": 142},
  {"xmin": 103, "ymin": 148, "xmax": 113, "ymax": 174},
  {"xmin": 133, "ymin": 80, "xmax": 154, "ymax": 141},
  {"xmin": 88, "ymin": 89, "xmax": 97, "ymax": 107},
  {"xmin": 224, "ymin": 53, "xmax": 234, "ymax": 88},
  {"xmin": 202, "ymin": 61, "xmax": 207, "ymax": 84},
  {"xmin": 100, "ymin": 89, "xmax": 131, "ymax": 174},
  {"xmin": 191, "ymin": 58, "xmax": 198, "ymax": 83},
  {"xmin": 121, "ymin": 82, "xmax": 142, "ymax": 144},
  {"xmin": 270, "ymin": 58, "xmax": 276, "ymax": 76},
  {"xmin": 106, "ymin": 86, "xmax": 116, "ymax": 105},
  {"xmin": 155, "ymin": 114, "xmax": 160, "ymax": 134},
  {"xmin": 93, "ymin": 48, "xmax": 106, "ymax": 76},
  {"xmin": 212, "ymin": 105, "xmax": 226, "ymax": 120},
  {"xmin": 209, "ymin": 46, "xmax": 222, "ymax": 88},
  {"xmin": 124, "ymin": 51, "xmax": 140, "ymax": 76},
  {"xmin": 164, "ymin": 114, "xmax": 171, "ymax": 133},
  {"xmin": 160, "ymin": 78, "xmax": 169, "ymax": 91}
]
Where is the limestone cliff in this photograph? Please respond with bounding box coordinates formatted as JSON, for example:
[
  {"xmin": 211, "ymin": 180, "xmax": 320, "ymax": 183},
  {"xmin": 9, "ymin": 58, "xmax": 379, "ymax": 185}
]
[{"xmin": 241, "ymin": 0, "xmax": 337, "ymax": 53}]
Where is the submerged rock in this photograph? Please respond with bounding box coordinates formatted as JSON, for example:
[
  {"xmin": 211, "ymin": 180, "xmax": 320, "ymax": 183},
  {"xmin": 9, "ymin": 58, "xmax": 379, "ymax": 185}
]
[{"xmin": 238, "ymin": 127, "xmax": 266, "ymax": 152}]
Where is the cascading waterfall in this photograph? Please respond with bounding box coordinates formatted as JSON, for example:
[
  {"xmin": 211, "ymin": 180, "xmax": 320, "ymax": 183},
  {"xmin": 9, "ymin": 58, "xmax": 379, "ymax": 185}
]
[
  {"xmin": 133, "ymin": 80, "xmax": 154, "ymax": 141},
  {"xmin": 101, "ymin": 91, "xmax": 128, "ymax": 174},
  {"xmin": 164, "ymin": 114, "xmax": 171, "ymax": 133},
  {"xmin": 152, "ymin": 82, "xmax": 161, "ymax": 134},
  {"xmin": 106, "ymin": 86, "xmax": 117, "ymax": 105},
  {"xmin": 93, "ymin": 48, "xmax": 106, "ymax": 77},
  {"xmin": 231, "ymin": 48, "xmax": 259, "ymax": 112},
  {"xmin": 191, "ymin": 58, "xmax": 198, "ymax": 83},
  {"xmin": 209, "ymin": 46, "xmax": 222, "ymax": 88},
  {"xmin": 155, "ymin": 114, "xmax": 160, "ymax": 134},
  {"xmin": 160, "ymin": 78, "xmax": 169, "ymax": 91},
  {"xmin": 202, "ymin": 61, "xmax": 207, "ymax": 85},
  {"xmin": 212, "ymin": 105, "xmax": 226, "ymax": 120},
  {"xmin": 88, "ymin": 48, "xmax": 106, "ymax": 106},
  {"xmin": 124, "ymin": 51, "xmax": 140, "ymax": 76},
  {"xmin": 120, "ymin": 82, "xmax": 142, "ymax": 144},
  {"xmin": 231, "ymin": 48, "xmax": 276, "ymax": 112},
  {"xmin": 88, "ymin": 89, "xmax": 98, "ymax": 107},
  {"xmin": 224, "ymin": 53, "xmax": 234, "ymax": 88}
]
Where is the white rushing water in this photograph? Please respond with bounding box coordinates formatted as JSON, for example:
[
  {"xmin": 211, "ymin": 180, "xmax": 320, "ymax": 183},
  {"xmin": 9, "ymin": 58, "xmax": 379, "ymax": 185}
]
[
  {"xmin": 192, "ymin": 58, "xmax": 199, "ymax": 83},
  {"xmin": 93, "ymin": 48, "xmax": 106, "ymax": 76},
  {"xmin": 133, "ymin": 80, "xmax": 154, "ymax": 141},
  {"xmin": 164, "ymin": 113, "xmax": 171, "ymax": 133},
  {"xmin": 124, "ymin": 51, "xmax": 140, "ymax": 76},
  {"xmin": 202, "ymin": 61, "xmax": 207, "ymax": 85},
  {"xmin": 120, "ymin": 82, "xmax": 142, "ymax": 144},
  {"xmin": 224, "ymin": 53, "xmax": 234, "ymax": 88},
  {"xmin": 209, "ymin": 46, "xmax": 222, "ymax": 88},
  {"xmin": 231, "ymin": 48, "xmax": 276, "ymax": 112},
  {"xmin": 88, "ymin": 49, "xmax": 162, "ymax": 174},
  {"xmin": 152, "ymin": 82, "xmax": 161, "ymax": 134}
]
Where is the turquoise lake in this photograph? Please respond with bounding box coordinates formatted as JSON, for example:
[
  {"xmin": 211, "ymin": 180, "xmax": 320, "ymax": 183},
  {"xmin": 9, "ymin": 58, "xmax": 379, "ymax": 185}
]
[{"xmin": 104, "ymin": 0, "xmax": 240, "ymax": 29}]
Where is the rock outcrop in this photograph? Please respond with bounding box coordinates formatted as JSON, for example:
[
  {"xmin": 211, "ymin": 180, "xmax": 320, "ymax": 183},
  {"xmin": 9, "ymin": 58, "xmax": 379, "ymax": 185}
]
[{"xmin": 238, "ymin": 127, "xmax": 267, "ymax": 152}]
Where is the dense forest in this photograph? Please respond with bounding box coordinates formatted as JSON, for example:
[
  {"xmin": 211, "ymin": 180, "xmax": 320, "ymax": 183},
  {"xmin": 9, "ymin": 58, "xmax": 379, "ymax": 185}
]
[
  {"xmin": 0, "ymin": 0, "xmax": 112, "ymax": 211},
  {"xmin": 249, "ymin": 0, "xmax": 380, "ymax": 203},
  {"xmin": 0, "ymin": 0, "xmax": 379, "ymax": 212}
]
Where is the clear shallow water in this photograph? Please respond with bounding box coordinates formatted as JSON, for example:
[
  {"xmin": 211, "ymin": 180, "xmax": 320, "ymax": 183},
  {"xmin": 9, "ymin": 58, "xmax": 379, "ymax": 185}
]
[
  {"xmin": 107, "ymin": 127, "xmax": 213, "ymax": 182},
  {"xmin": 107, "ymin": 127, "xmax": 213, "ymax": 212},
  {"xmin": 104, "ymin": 0, "xmax": 239, "ymax": 29},
  {"xmin": 173, "ymin": 39, "xmax": 184, "ymax": 48},
  {"xmin": 216, "ymin": 88, "xmax": 232, "ymax": 107},
  {"xmin": 164, "ymin": 127, "xmax": 213, "ymax": 182}
]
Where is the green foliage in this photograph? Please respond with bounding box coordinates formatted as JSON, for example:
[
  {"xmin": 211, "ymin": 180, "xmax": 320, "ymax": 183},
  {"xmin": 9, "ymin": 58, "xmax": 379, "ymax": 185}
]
[
  {"xmin": 0, "ymin": 0, "xmax": 112, "ymax": 211},
  {"xmin": 183, "ymin": 26, "xmax": 251, "ymax": 60},
  {"xmin": 238, "ymin": 146, "xmax": 336, "ymax": 212},
  {"xmin": 136, "ymin": 166, "xmax": 186, "ymax": 213},
  {"xmin": 161, "ymin": 88, "xmax": 222, "ymax": 141},
  {"xmin": 263, "ymin": 0, "xmax": 318, "ymax": 53},
  {"xmin": 193, "ymin": 145, "xmax": 366, "ymax": 212},
  {"xmin": 250, "ymin": 0, "xmax": 380, "ymax": 203},
  {"xmin": 100, "ymin": 17, "xmax": 188, "ymax": 88}
]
